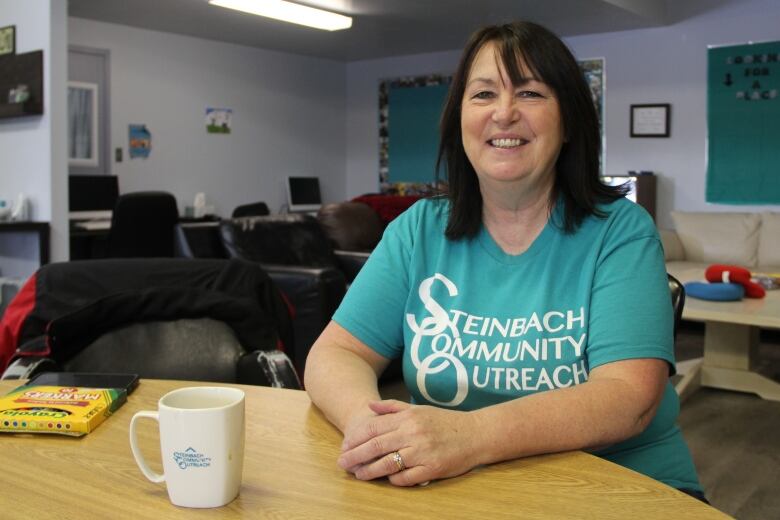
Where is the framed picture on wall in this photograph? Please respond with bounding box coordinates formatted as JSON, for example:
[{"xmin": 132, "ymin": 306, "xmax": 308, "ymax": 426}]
[
  {"xmin": 630, "ymin": 103, "xmax": 670, "ymax": 137},
  {"xmin": 0, "ymin": 25, "xmax": 15, "ymax": 56}
]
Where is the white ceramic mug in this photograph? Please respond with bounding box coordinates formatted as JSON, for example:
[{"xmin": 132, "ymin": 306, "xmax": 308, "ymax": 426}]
[{"xmin": 129, "ymin": 386, "xmax": 246, "ymax": 508}]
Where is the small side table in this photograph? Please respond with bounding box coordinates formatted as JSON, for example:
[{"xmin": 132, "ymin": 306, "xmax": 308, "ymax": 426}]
[{"xmin": 0, "ymin": 221, "xmax": 50, "ymax": 265}]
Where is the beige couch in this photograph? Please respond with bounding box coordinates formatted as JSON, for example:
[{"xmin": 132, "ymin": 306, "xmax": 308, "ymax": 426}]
[{"xmin": 660, "ymin": 211, "xmax": 780, "ymax": 281}]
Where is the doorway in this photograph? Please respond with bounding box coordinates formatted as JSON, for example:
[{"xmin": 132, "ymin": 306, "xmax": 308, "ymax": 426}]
[{"xmin": 68, "ymin": 46, "xmax": 110, "ymax": 176}]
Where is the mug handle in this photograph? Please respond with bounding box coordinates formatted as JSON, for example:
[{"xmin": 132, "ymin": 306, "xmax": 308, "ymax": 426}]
[{"xmin": 129, "ymin": 411, "xmax": 165, "ymax": 483}]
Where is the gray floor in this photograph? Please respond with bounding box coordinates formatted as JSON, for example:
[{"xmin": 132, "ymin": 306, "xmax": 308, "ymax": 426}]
[
  {"xmin": 674, "ymin": 323, "xmax": 780, "ymax": 520},
  {"xmin": 379, "ymin": 323, "xmax": 780, "ymax": 519}
]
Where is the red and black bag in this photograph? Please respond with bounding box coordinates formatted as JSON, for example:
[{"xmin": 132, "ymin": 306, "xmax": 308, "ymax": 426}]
[{"xmin": 0, "ymin": 258, "xmax": 294, "ymax": 374}]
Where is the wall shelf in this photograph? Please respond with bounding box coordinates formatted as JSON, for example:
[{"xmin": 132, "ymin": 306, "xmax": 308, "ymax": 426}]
[
  {"xmin": 0, "ymin": 99, "xmax": 43, "ymax": 118},
  {"xmin": 0, "ymin": 50, "xmax": 44, "ymax": 120},
  {"xmin": 0, "ymin": 221, "xmax": 50, "ymax": 265}
]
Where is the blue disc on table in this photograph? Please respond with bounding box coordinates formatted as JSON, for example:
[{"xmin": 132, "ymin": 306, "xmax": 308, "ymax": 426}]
[{"xmin": 684, "ymin": 282, "xmax": 744, "ymax": 301}]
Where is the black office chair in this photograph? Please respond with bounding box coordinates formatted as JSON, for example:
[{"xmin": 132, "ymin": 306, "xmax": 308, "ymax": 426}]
[
  {"xmin": 668, "ymin": 273, "xmax": 685, "ymax": 339},
  {"xmin": 232, "ymin": 201, "xmax": 270, "ymax": 218},
  {"xmin": 0, "ymin": 258, "xmax": 300, "ymax": 388},
  {"xmin": 2, "ymin": 319, "xmax": 300, "ymax": 387},
  {"xmin": 107, "ymin": 191, "xmax": 179, "ymax": 258}
]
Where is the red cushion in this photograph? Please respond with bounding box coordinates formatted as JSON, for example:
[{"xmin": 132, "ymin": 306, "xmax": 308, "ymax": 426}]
[
  {"xmin": 0, "ymin": 274, "xmax": 37, "ymax": 372},
  {"xmin": 705, "ymin": 264, "xmax": 766, "ymax": 298},
  {"xmin": 351, "ymin": 194, "xmax": 423, "ymax": 226}
]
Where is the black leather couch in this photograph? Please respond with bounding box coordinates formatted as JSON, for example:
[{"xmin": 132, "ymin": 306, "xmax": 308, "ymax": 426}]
[
  {"xmin": 175, "ymin": 213, "xmax": 405, "ymax": 384},
  {"xmin": 175, "ymin": 216, "xmax": 356, "ymax": 377}
]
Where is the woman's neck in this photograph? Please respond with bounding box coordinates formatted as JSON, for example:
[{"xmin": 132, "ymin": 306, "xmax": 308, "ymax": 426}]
[{"xmin": 480, "ymin": 179, "xmax": 554, "ymax": 255}]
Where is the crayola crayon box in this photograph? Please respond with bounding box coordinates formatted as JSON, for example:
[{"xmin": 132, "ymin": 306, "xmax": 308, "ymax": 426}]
[{"xmin": 0, "ymin": 385, "xmax": 127, "ymax": 437}]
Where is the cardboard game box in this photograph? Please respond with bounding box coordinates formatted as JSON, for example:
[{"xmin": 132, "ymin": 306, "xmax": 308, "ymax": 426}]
[{"xmin": 0, "ymin": 385, "xmax": 127, "ymax": 437}]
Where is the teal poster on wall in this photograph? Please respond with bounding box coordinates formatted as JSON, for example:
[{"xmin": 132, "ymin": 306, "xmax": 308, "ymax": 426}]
[
  {"xmin": 378, "ymin": 74, "xmax": 451, "ymax": 195},
  {"xmin": 707, "ymin": 41, "xmax": 780, "ymax": 204},
  {"xmin": 387, "ymin": 83, "xmax": 450, "ymax": 184}
]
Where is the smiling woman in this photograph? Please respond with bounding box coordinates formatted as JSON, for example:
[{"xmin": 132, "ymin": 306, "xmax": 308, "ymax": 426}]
[
  {"xmin": 459, "ymin": 41, "xmax": 564, "ymax": 246},
  {"xmin": 304, "ymin": 20, "xmax": 705, "ymax": 503},
  {"xmin": 437, "ymin": 22, "xmax": 625, "ymax": 240}
]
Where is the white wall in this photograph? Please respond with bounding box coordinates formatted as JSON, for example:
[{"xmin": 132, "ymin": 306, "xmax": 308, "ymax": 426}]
[
  {"xmin": 0, "ymin": 0, "xmax": 67, "ymax": 278},
  {"xmin": 344, "ymin": 0, "xmax": 780, "ymax": 230},
  {"xmin": 566, "ymin": 0, "xmax": 780, "ymax": 229},
  {"xmin": 68, "ymin": 17, "xmax": 346, "ymax": 216}
]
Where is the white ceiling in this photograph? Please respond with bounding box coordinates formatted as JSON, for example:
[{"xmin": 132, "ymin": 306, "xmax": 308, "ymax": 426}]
[{"xmin": 67, "ymin": 0, "xmax": 728, "ymax": 61}]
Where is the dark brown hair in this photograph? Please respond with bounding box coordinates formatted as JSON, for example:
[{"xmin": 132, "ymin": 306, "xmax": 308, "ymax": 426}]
[{"xmin": 436, "ymin": 21, "xmax": 626, "ymax": 238}]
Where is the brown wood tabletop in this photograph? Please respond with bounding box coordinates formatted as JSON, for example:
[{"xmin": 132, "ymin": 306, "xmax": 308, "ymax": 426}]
[{"xmin": 0, "ymin": 379, "xmax": 730, "ymax": 519}]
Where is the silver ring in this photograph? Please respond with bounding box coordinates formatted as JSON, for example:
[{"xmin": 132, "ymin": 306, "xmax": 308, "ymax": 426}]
[{"xmin": 391, "ymin": 451, "xmax": 406, "ymax": 472}]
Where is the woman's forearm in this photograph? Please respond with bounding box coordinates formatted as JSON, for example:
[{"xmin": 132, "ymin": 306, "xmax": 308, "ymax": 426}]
[
  {"xmin": 304, "ymin": 322, "xmax": 390, "ymax": 432},
  {"xmin": 469, "ymin": 359, "xmax": 668, "ymax": 467},
  {"xmin": 305, "ymin": 346, "xmax": 381, "ymax": 431}
]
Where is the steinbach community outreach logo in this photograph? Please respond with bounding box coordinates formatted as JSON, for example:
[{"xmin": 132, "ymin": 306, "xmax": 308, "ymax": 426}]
[
  {"xmin": 173, "ymin": 447, "xmax": 212, "ymax": 470},
  {"xmin": 407, "ymin": 273, "xmax": 589, "ymax": 407}
]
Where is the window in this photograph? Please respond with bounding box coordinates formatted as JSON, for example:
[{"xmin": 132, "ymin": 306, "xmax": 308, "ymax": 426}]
[{"xmin": 68, "ymin": 81, "xmax": 99, "ymax": 167}]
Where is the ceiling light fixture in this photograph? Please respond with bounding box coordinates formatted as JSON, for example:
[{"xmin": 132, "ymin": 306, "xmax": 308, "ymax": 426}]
[{"xmin": 209, "ymin": 0, "xmax": 352, "ymax": 31}]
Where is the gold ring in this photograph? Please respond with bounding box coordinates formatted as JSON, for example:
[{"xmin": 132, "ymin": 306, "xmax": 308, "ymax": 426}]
[{"xmin": 391, "ymin": 451, "xmax": 405, "ymax": 472}]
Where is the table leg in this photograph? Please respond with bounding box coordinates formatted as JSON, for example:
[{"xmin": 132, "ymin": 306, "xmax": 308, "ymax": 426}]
[
  {"xmin": 699, "ymin": 322, "xmax": 780, "ymax": 401},
  {"xmin": 703, "ymin": 322, "xmax": 758, "ymax": 370},
  {"xmin": 701, "ymin": 366, "xmax": 780, "ymax": 401},
  {"xmin": 675, "ymin": 358, "xmax": 703, "ymax": 403}
]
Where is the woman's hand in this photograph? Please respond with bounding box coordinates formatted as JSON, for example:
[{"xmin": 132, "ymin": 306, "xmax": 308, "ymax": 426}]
[{"xmin": 338, "ymin": 399, "xmax": 482, "ymax": 487}]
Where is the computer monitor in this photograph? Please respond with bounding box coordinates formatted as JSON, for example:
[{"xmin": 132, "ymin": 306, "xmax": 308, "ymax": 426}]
[
  {"xmin": 286, "ymin": 176, "xmax": 322, "ymax": 212},
  {"xmin": 69, "ymin": 174, "xmax": 119, "ymax": 220}
]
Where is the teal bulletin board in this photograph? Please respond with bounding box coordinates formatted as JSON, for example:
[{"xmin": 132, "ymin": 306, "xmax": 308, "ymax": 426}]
[
  {"xmin": 707, "ymin": 41, "xmax": 780, "ymax": 203},
  {"xmin": 378, "ymin": 74, "xmax": 451, "ymax": 195},
  {"xmin": 387, "ymin": 83, "xmax": 450, "ymax": 184}
]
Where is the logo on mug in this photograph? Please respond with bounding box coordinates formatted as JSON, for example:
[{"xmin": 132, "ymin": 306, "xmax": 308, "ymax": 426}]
[{"xmin": 173, "ymin": 447, "xmax": 212, "ymax": 470}]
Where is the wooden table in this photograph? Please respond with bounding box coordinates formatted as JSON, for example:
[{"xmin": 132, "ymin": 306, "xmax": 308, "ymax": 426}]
[
  {"xmin": 0, "ymin": 379, "xmax": 728, "ymax": 519},
  {"xmin": 672, "ymin": 267, "xmax": 780, "ymax": 402}
]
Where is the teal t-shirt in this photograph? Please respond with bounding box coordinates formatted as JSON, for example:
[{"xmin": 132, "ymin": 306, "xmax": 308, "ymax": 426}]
[{"xmin": 333, "ymin": 197, "xmax": 701, "ymax": 491}]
